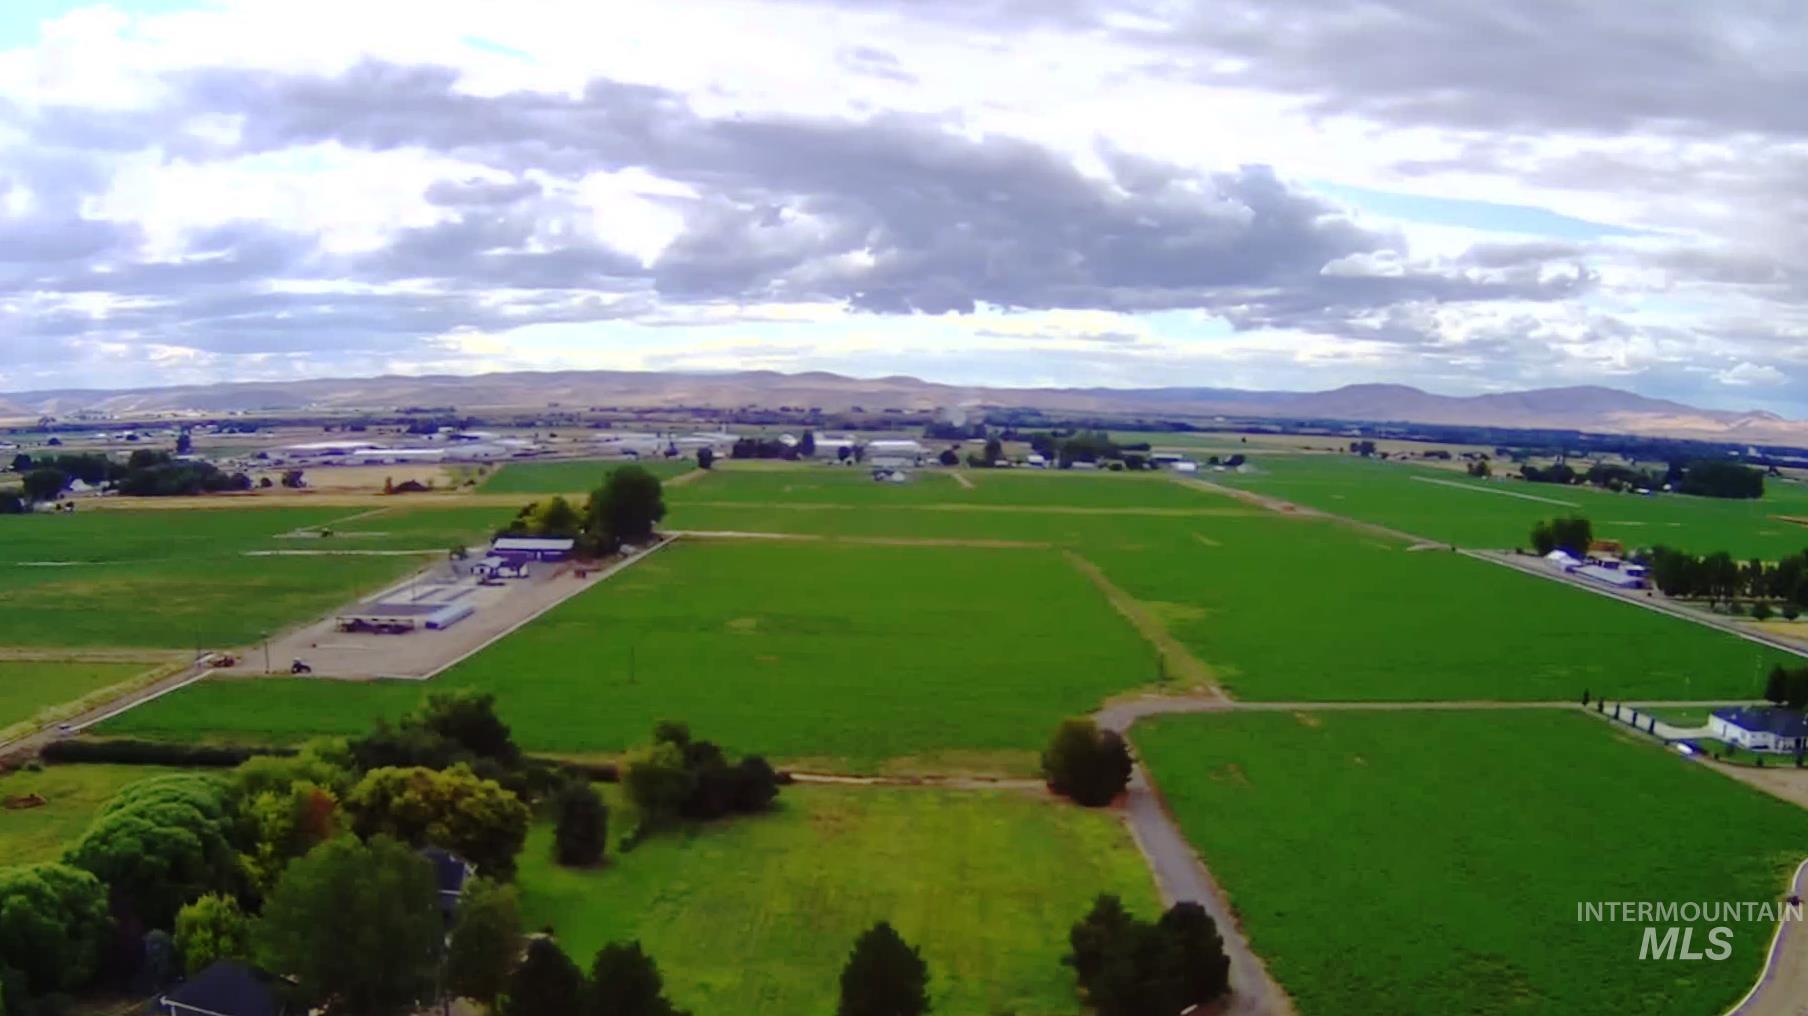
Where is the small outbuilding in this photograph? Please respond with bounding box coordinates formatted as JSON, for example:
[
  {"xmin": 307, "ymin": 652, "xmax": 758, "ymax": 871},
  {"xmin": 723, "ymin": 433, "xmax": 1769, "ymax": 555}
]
[
  {"xmin": 1710, "ymin": 706, "xmax": 1808, "ymax": 754},
  {"xmin": 490, "ymin": 537, "xmax": 576, "ymax": 561}
]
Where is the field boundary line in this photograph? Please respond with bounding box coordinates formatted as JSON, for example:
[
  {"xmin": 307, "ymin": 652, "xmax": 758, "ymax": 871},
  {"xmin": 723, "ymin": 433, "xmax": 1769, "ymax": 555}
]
[
  {"xmin": 419, "ymin": 537, "xmax": 680, "ymax": 681},
  {"xmin": 1721, "ymin": 855, "xmax": 1808, "ymax": 1016},
  {"xmin": 1165, "ymin": 476, "xmax": 1426, "ymax": 545},
  {"xmin": 1061, "ymin": 551, "xmax": 1221, "ymax": 695},
  {"xmin": 1410, "ymin": 475, "xmax": 1580, "ymax": 506},
  {"xmin": 950, "ymin": 471, "xmax": 975, "ymax": 489}
]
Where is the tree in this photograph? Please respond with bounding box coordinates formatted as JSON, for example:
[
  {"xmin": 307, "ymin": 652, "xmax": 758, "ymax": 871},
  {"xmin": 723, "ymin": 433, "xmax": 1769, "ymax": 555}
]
[
  {"xmin": 621, "ymin": 741, "xmax": 695, "ymax": 834},
  {"xmin": 501, "ymin": 938, "xmax": 585, "ymax": 1016},
  {"xmin": 348, "ymin": 691, "xmax": 521, "ymax": 776},
  {"xmin": 837, "ymin": 921, "xmax": 929, "ymax": 1016},
  {"xmin": 21, "ymin": 468, "xmax": 66, "ymax": 503},
  {"xmin": 255, "ymin": 836, "xmax": 443, "ymax": 1016},
  {"xmin": 584, "ymin": 466, "xmax": 667, "ymax": 550},
  {"xmin": 347, "ymin": 765, "xmax": 530, "ymax": 879},
  {"xmin": 176, "ymin": 431, "xmax": 193, "ymax": 455},
  {"xmin": 174, "ymin": 894, "xmax": 251, "ymax": 975},
  {"xmin": 553, "ymin": 780, "xmax": 609, "ymax": 867},
  {"xmin": 280, "ymin": 469, "xmax": 305, "ymax": 489},
  {"xmin": 0, "ymin": 863, "xmax": 110, "ymax": 997},
  {"xmin": 1157, "ymin": 902, "xmax": 1232, "ymax": 1005},
  {"xmin": 447, "ymin": 878, "xmax": 523, "ymax": 1010},
  {"xmin": 937, "ymin": 448, "xmax": 959, "ymax": 467},
  {"xmin": 696, "ymin": 447, "xmax": 714, "ymax": 470},
  {"xmin": 799, "ymin": 430, "xmax": 817, "ymax": 458},
  {"xmin": 982, "ymin": 437, "xmax": 1003, "ymax": 466},
  {"xmin": 1041, "ymin": 718, "xmax": 1134, "ymax": 807},
  {"xmin": 1065, "ymin": 896, "xmax": 1230, "ymax": 1016},
  {"xmin": 64, "ymin": 774, "xmax": 239, "ymax": 929},
  {"xmin": 589, "ymin": 940, "xmax": 688, "ymax": 1016}
]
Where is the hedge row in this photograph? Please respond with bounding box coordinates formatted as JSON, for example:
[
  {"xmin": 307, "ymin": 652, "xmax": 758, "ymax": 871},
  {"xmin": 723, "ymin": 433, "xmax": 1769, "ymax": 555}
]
[{"xmin": 40, "ymin": 739, "xmax": 296, "ymax": 768}]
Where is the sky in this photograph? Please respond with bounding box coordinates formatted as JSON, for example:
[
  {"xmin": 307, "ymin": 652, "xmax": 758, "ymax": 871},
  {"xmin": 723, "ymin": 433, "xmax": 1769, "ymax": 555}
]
[{"xmin": 0, "ymin": 1, "xmax": 1803, "ymax": 413}]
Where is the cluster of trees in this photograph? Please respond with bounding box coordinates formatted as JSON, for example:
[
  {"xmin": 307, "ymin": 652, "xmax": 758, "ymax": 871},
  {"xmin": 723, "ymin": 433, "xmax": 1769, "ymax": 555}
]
[
  {"xmin": 0, "ymin": 691, "xmax": 547, "ymax": 1016},
  {"xmin": 499, "ymin": 937, "xmax": 691, "ymax": 1016},
  {"xmin": 1646, "ymin": 546, "xmax": 1808, "ymax": 613},
  {"xmin": 8, "ymin": 450, "xmax": 254, "ymax": 502},
  {"xmin": 1763, "ymin": 666, "xmax": 1808, "ymax": 711},
  {"xmin": 499, "ymin": 465, "xmax": 667, "ymax": 556},
  {"xmin": 621, "ymin": 722, "xmax": 781, "ymax": 839},
  {"xmin": 1041, "ymin": 718, "xmax": 1134, "ymax": 807},
  {"xmin": 1026, "ymin": 430, "xmax": 1137, "ymax": 468},
  {"xmin": 1678, "ymin": 459, "xmax": 1764, "ymax": 499},
  {"xmin": 730, "ymin": 431, "xmax": 824, "ymax": 461},
  {"xmin": 1066, "ymin": 895, "xmax": 1232, "ymax": 1016},
  {"xmin": 1466, "ymin": 459, "xmax": 1492, "ymax": 477},
  {"xmin": 1528, "ymin": 516, "xmax": 1594, "ymax": 557},
  {"xmin": 1519, "ymin": 457, "xmax": 1764, "ymax": 499}
]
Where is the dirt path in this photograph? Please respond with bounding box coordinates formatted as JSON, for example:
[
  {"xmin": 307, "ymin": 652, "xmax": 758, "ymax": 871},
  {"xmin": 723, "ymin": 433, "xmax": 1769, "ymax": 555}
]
[
  {"xmin": 950, "ymin": 471, "xmax": 975, "ymax": 490},
  {"xmin": 1168, "ymin": 476, "xmax": 1427, "ymax": 545},
  {"xmin": 1723, "ymin": 857, "xmax": 1808, "ymax": 1016},
  {"xmin": 1062, "ymin": 551, "xmax": 1221, "ymax": 694}
]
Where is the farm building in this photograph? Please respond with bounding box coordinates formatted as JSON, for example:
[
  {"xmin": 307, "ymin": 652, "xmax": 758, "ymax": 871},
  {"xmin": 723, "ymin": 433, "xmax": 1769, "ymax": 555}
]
[
  {"xmin": 1574, "ymin": 563, "xmax": 1648, "ymax": 590},
  {"xmin": 866, "ymin": 439, "xmax": 927, "ymax": 468},
  {"xmin": 156, "ymin": 959, "xmax": 289, "ymax": 1016},
  {"xmin": 335, "ymin": 599, "xmax": 476, "ymax": 633},
  {"xmin": 1543, "ymin": 550, "xmax": 1582, "ymax": 569},
  {"xmin": 491, "ymin": 537, "xmax": 576, "ymax": 561},
  {"xmin": 1709, "ymin": 707, "xmax": 1808, "ymax": 754},
  {"xmin": 472, "ymin": 555, "xmax": 529, "ymax": 580}
]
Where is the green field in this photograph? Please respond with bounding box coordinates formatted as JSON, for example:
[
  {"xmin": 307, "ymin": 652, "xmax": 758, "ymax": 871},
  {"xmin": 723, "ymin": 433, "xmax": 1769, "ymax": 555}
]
[
  {"xmin": 516, "ymin": 785, "xmax": 1158, "ymax": 1015},
  {"xmin": 668, "ymin": 463, "xmax": 1233, "ymax": 509},
  {"xmin": 479, "ymin": 458, "xmax": 694, "ymax": 494},
  {"xmin": 104, "ymin": 540, "xmax": 1156, "ymax": 771},
  {"xmin": 0, "ymin": 506, "xmax": 508, "ymax": 648},
  {"xmin": 1135, "ymin": 709, "xmax": 1808, "ymax": 1015},
  {"xmin": 1214, "ymin": 455, "xmax": 1808, "ymax": 558},
  {"xmin": 0, "ymin": 660, "xmax": 158, "ymax": 733},
  {"xmin": 0, "ymin": 764, "xmax": 181, "ymax": 866}
]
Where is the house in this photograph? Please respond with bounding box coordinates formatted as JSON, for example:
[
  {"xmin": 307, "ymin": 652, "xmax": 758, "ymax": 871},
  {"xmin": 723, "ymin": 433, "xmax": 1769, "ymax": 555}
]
[
  {"xmin": 1025, "ymin": 453, "xmax": 1047, "ymax": 469},
  {"xmin": 472, "ymin": 555, "xmax": 529, "ymax": 580},
  {"xmin": 1710, "ymin": 706, "xmax": 1808, "ymax": 754},
  {"xmin": 1172, "ymin": 460, "xmax": 1200, "ymax": 474},
  {"xmin": 1543, "ymin": 549, "xmax": 1581, "ymax": 570},
  {"xmin": 1574, "ymin": 564, "xmax": 1647, "ymax": 590},
  {"xmin": 865, "ymin": 439, "xmax": 926, "ymax": 469},
  {"xmin": 490, "ymin": 537, "xmax": 576, "ymax": 561},
  {"xmin": 156, "ymin": 960, "xmax": 288, "ymax": 1016}
]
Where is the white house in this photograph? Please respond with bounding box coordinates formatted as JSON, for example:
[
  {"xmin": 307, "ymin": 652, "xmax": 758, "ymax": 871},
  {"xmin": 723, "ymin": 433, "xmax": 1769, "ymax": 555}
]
[
  {"xmin": 866, "ymin": 439, "xmax": 926, "ymax": 468},
  {"xmin": 1709, "ymin": 707, "xmax": 1808, "ymax": 754}
]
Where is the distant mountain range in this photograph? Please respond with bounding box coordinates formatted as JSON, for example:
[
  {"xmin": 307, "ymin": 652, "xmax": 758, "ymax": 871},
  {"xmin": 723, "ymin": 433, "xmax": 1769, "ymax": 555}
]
[{"xmin": 3, "ymin": 370, "xmax": 1803, "ymax": 444}]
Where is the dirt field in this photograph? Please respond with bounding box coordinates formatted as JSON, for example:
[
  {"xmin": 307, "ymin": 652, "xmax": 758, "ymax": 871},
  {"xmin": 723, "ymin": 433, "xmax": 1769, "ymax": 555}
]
[{"xmin": 249, "ymin": 465, "xmax": 455, "ymax": 493}]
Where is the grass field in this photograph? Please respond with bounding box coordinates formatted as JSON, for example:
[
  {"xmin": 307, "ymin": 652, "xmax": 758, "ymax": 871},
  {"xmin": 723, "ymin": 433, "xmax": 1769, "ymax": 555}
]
[
  {"xmin": 1213, "ymin": 455, "xmax": 1808, "ymax": 558},
  {"xmin": 668, "ymin": 463, "xmax": 1235, "ymax": 509},
  {"xmin": 103, "ymin": 540, "xmax": 1156, "ymax": 771},
  {"xmin": 0, "ymin": 764, "xmax": 181, "ymax": 866},
  {"xmin": 0, "ymin": 660, "xmax": 157, "ymax": 733},
  {"xmin": 516, "ymin": 785, "xmax": 1158, "ymax": 1015},
  {"xmin": 479, "ymin": 458, "xmax": 694, "ymax": 494},
  {"xmin": 0, "ymin": 506, "xmax": 511, "ymax": 648},
  {"xmin": 1135, "ymin": 709, "xmax": 1808, "ymax": 1015}
]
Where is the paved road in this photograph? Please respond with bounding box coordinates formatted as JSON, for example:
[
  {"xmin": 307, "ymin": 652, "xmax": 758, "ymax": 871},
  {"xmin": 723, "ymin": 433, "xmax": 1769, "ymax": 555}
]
[
  {"xmin": 1725, "ymin": 857, "xmax": 1808, "ymax": 1016},
  {"xmin": 0, "ymin": 657, "xmax": 217, "ymax": 764}
]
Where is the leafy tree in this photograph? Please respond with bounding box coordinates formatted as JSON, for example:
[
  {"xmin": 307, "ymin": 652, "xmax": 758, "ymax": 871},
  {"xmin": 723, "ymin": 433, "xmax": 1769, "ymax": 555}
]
[
  {"xmin": 1066, "ymin": 894, "xmax": 1137, "ymax": 987},
  {"xmin": 982, "ymin": 437, "xmax": 1003, "ymax": 466},
  {"xmin": 446, "ymin": 878, "xmax": 523, "ymax": 1010},
  {"xmin": 255, "ymin": 836, "xmax": 442, "ymax": 1016},
  {"xmin": 1679, "ymin": 459, "xmax": 1764, "ymax": 499},
  {"xmin": 1065, "ymin": 896, "xmax": 1230, "ymax": 1016},
  {"xmin": 280, "ymin": 469, "xmax": 305, "ymax": 489},
  {"xmin": 696, "ymin": 447, "xmax": 714, "ymax": 470},
  {"xmin": 553, "ymin": 780, "xmax": 609, "ymax": 867},
  {"xmin": 348, "ymin": 691, "xmax": 521, "ymax": 775},
  {"xmin": 1157, "ymin": 902, "xmax": 1232, "ymax": 1005},
  {"xmin": 0, "ymin": 863, "xmax": 110, "ymax": 996},
  {"xmin": 1041, "ymin": 718, "xmax": 1134, "ymax": 807},
  {"xmin": 235, "ymin": 780, "xmax": 339, "ymax": 898},
  {"xmin": 506, "ymin": 496, "xmax": 584, "ymax": 539},
  {"xmin": 64, "ymin": 774, "xmax": 239, "ymax": 929},
  {"xmin": 937, "ymin": 448, "xmax": 959, "ymax": 467},
  {"xmin": 0, "ymin": 492, "xmax": 23, "ymax": 515},
  {"xmin": 589, "ymin": 940, "xmax": 689, "ymax": 1016},
  {"xmin": 418, "ymin": 690, "xmax": 522, "ymax": 768},
  {"xmin": 622, "ymin": 724, "xmax": 780, "ymax": 834},
  {"xmin": 583, "ymin": 466, "xmax": 666, "ymax": 551},
  {"xmin": 347, "ymin": 765, "xmax": 530, "ymax": 879},
  {"xmin": 501, "ymin": 937, "xmax": 585, "ymax": 1016},
  {"xmin": 837, "ymin": 921, "xmax": 929, "ymax": 1016},
  {"xmin": 799, "ymin": 430, "xmax": 817, "ymax": 458},
  {"xmin": 622, "ymin": 742, "xmax": 695, "ymax": 833},
  {"xmin": 175, "ymin": 432, "xmax": 193, "ymax": 455},
  {"xmin": 173, "ymin": 894, "xmax": 251, "ymax": 975},
  {"xmin": 21, "ymin": 468, "xmax": 66, "ymax": 502}
]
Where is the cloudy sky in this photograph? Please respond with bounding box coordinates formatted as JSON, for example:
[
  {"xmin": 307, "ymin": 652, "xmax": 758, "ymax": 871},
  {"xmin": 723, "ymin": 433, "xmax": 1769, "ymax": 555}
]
[{"xmin": 1, "ymin": 0, "xmax": 1804, "ymax": 411}]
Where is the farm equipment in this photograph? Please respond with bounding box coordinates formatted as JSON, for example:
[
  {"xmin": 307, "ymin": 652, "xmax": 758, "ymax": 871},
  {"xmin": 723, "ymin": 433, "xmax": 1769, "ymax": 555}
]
[{"xmin": 290, "ymin": 659, "xmax": 313, "ymax": 675}]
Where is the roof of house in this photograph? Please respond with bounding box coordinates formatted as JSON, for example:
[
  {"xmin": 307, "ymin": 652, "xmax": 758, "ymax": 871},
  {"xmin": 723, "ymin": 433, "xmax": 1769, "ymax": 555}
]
[
  {"xmin": 1713, "ymin": 707, "xmax": 1808, "ymax": 738},
  {"xmin": 492, "ymin": 537, "xmax": 576, "ymax": 552},
  {"xmin": 421, "ymin": 846, "xmax": 473, "ymax": 897},
  {"xmin": 159, "ymin": 960, "xmax": 284, "ymax": 1016}
]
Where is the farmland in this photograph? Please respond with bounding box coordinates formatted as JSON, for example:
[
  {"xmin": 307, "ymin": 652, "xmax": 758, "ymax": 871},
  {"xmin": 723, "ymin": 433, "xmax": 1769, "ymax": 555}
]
[
  {"xmin": 0, "ymin": 659, "xmax": 160, "ymax": 734},
  {"xmin": 104, "ymin": 539, "xmax": 1157, "ymax": 771},
  {"xmin": 0, "ymin": 505, "xmax": 509, "ymax": 648},
  {"xmin": 1134, "ymin": 709, "xmax": 1808, "ymax": 1016},
  {"xmin": 479, "ymin": 457, "xmax": 694, "ymax": 494},
  {"xmin": 515, "ymin": 785, "xmax": 1158, "ymax": 1015},
  {"xmin": 1213, "ymin": 454, "xmax": 1808, "ymax": 558}
]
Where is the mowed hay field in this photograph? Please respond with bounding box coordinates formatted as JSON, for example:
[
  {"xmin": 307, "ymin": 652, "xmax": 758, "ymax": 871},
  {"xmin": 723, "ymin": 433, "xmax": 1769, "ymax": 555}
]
[
  {"xmin": 517, "ymin": 785, "xmax": 1158, "ymax": 1015},
  {"xmin": 0, "ymin": 764, "xmax": 182, "ymax": 865},
  {"xmin": 1213, "ymin": 454, "xmax": 1808, "ymax": 558},
  {"xmin": 105, "ymin": 539, "xmax": 1156, "ymax": 772},
  {"xmin": 1135, "ymin": 709, "xmax": 1808, "ymax": 1016},
  {"xmin": 0, "ymin": 659, "xmax": 159, "ymax": 733},
  {"xmin": 0, "ymin": 505, "xmax": 509, "ymax": 648},
  {"xmin": 479, "ymin": 457, "xmax": 694, "ymax": 494}
]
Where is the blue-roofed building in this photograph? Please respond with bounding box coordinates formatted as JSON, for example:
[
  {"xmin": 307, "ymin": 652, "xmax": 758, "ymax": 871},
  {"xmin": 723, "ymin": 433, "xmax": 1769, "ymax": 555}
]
[
  {"xmin": 1710, "ymin": 706, "xmax": 1808, "ymax": 754},
  {"xmin": 154, "ymin": 960, "xmax": 288, "ymax": 1016},
  {"xmin": 421, "ymin": 846, "xmax": 475, "ymax": 923}
]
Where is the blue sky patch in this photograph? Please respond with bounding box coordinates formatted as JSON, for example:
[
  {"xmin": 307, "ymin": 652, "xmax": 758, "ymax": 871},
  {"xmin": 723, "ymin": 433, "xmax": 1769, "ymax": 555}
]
[{"xmin": 1311, "ymin": 182, "xmax": 1641, "ymax": 240}]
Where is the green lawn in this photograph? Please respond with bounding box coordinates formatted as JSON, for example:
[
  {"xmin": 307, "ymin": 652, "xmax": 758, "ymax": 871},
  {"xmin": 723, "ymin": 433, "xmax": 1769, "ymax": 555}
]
[
  {"xmin": 0, "ymin": 507, "xmax": 507, "ymax": 648},
  {"xmin": 516, "ymin": 785, "xmax": 1158, "ymax": 1015},
  {"xmin": 1135, "ymin": 709, "xmax": 1808, "ymax": 1015},
  {"xmin": 479, "ymin": 458, "xmax": 694, "ymax": 494},
  {"xmin": 1214, "ymin": 454, "xmax": 1808, "ymax": 558},
  {"xmin": 0, "ymin": 764, "xmax": 181, "ymax": 866},
  {"xmin": 103, "ymin": 540, "xmax": 1157, "ymax": 771},
  {"xmin": 0, "ymin": 660, "xmax": 157, "ymax": 734},
  {"xmin": 669, "ymin": 463, "xmax": 1233, "ymax": 509}
]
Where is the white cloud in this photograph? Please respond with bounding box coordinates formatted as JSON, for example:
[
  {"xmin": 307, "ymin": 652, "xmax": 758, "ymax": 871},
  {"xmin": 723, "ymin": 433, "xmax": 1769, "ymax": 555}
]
[{"xmin": 1716, "ymin": 361, "xmax": 1788, "ymax": 387}]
